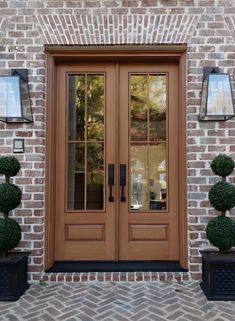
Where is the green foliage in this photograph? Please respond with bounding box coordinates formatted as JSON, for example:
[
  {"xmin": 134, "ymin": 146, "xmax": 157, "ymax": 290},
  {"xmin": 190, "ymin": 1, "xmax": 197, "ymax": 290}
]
[
  {"xmin": 0, "ymin": 183, "xmax": 22, "ymax": 215},
  {"xmin": 211, "ymin": 154, "xmax": 235, "ymax": 177},
  {"xmin": 0, "ymin": 156, "xmax": 20, "ymax": 178},
  {"xmin": 206, "ymin": 216, "xmax": 235, "ymax": 253},
  {"xmin": 150, "ymin": 191, "xmax": 156, "ymax": 200},
  {"xmin": 209, "ymin": 181, "xmax": 235, "ymax": 212},
  {"xmin": 0, "ymin": 218, "xmax": 21, "ymax": 255},
  {"xmin": 207, "ymin": 154, "xmax": 235, "ymax": 253},
  {"xmin": 0, "ymin": 156, "xmax": 22, "ymax": 256}
]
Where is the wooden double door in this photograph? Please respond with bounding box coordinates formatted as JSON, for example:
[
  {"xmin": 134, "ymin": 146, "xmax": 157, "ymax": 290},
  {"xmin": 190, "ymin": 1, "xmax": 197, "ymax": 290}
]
[{"xmin": 55, "ymin": 62, "xmax": 179, "ymax": 261}]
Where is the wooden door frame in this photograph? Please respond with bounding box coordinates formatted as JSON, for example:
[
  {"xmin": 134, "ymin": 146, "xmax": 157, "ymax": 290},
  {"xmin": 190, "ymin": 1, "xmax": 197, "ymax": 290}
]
[{"xmin": 44, "ymin": 45, "xmax": 188, "ymax": 270}]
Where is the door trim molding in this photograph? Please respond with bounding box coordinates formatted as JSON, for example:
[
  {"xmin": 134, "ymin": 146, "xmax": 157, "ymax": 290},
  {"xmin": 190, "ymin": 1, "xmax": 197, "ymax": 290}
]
[{"xmin": 45, "ymin": 46, "xmax": 188, "ymax": 270}]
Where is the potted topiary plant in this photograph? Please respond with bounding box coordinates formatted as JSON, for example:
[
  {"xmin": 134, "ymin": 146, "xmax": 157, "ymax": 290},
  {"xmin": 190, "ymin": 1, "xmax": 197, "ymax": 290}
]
[
  {"xmin": 200, "ymin": 154, "xmax": 235, "ymax": 300},
  {"xmin": 0, "ymin": 156, "xmax": 30, "ymax": 301}
]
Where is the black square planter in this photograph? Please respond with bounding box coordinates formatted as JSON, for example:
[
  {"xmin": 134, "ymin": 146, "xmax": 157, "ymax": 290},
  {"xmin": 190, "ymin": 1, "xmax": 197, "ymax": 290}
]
[
  {"xmin": 200, "ymin": 250, "xmax": 235, "ymax": 301},
  {"xmin": 0, "ymin": 252, "xmax": 30, "ymax": 301}
]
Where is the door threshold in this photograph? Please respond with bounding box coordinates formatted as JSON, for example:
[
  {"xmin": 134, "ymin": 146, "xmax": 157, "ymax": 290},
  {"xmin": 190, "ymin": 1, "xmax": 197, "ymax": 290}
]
[{"xmin": 46, "ymin": 260, "xmax": 187, "ymax": 273}]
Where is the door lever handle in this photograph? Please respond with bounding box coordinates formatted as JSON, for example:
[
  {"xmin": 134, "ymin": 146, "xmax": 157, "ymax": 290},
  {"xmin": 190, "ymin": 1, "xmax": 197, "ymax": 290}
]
[
  {"xmin": 120, "ymin": 164, "xmax": 126, "ymax": 202},
  {"xmin": 108, "ymin": 164, "xmax": 114, "ymax": 202}
]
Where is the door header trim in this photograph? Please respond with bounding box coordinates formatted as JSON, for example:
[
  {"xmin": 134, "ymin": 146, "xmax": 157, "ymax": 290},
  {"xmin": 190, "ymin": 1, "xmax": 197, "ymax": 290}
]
[
  {"xmin": 45, "ymin": 44, "xmax": 187, "ymax": 53},
  {"xmin": 45, "ymin": 45, "xmax": 187, "ymax": 63}
]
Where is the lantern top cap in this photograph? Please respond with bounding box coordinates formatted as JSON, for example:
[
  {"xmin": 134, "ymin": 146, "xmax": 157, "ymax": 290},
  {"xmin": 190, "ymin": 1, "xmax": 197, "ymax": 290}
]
[
  {"xmin": 11, "ymin": 69, "xmax": 28, "ymax": 82},
  {"xmin": 203, "ymin": 67, "xmax": 220, "ymax": 81}
]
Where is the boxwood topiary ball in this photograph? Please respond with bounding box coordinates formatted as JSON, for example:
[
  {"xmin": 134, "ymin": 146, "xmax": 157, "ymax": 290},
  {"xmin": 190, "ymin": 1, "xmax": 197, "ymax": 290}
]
[
  {"xmin": 0, "ymin": 156, "xmax": 21, "ymax": 177},
  {"xmin": 0, "ymin": 183, "xmax": 22, "ymax": 214},
  {"xmin": 206, "ymin": 216, "xmax": 235, "ymax": 252},
  {"xmin": 209, "ymin": 181, "xmax": 235, "ymax": 212},
  {"xmin": 211, "ymin": 154, "xmax": 234, "ymax": 177},
  {"xmin": 0, "ymin": 218, "xmax": 21, "ymax": 254}
]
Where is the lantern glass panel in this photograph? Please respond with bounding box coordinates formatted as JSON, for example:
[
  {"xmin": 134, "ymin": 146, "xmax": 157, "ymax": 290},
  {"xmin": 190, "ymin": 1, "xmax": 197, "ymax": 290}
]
[
  {"xmin": 20, "ymin": 78, "xmax": 32, "ymax": 122},
  {"xmin": 199, "ymin": 77, "xmax": 208, "ymax": 119},
  {"xmin": 207, "ymin": 74, "xmax": 234, "ymax": 116},
  {"xmin": 0, "ymin": 76, "xmax": 22, "ymax": 119},
  {"xmin": 0, "ymin": 74, "xmax": 33, "ymax": 123}
]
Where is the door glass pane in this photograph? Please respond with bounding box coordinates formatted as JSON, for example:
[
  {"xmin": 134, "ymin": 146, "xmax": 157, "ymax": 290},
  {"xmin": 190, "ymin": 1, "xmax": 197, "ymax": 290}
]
[
  {"xmin": 149, "ymin": 75, "xmax": 166, "ymax": 141},
  {"xmin": 67, "ymin": 143, "xmax": 85, "ymax": 210},
  {"xmin": 68, "ymin": 75, "xmax": 85, "ymax": 141},
  {"xmin": 130, "ymin": 143, "xmax": 148, "ymax": 211},
  {"xmin": 67, "ymin": 74, "xmax": 105, "ymax": 211},
  {"xmin": 149, "ymin": 143, "xmax": 167, "ymax": 211},
  {"xmin": 130, "ymin": 75, "xmax": 148, "ymax": 141},
  {"xmin": 129, "ymin": 74, "xmax": 167, "ymax": 211},
  {"xmin": 87, "ymin": 143, "xmax": 104, "ymax": 210},
  {"xmin": 87, "ymin": 75, "xmax": 104, "ymax": 141}
]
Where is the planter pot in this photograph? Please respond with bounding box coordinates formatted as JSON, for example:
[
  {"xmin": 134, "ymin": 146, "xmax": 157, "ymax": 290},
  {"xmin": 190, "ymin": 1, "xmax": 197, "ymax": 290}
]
[
  {"xmin": 0, "ymin": 252, "xmax": 30, "ymax": 301},
  {"xmin": 200, "ymin": 250, "xmax": 235, "ymax": 301}
]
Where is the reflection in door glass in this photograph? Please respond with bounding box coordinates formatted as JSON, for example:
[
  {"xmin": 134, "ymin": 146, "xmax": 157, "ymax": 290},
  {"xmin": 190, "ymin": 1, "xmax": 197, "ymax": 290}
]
[
  {"xmin": 130, "ymin": 74, "xmax": 167, "ymax": 211},
  {"xmin": 67, "ymin": 143, "xmax": 85, "ymax": 210},
  {"xmin": 148, "ymin": 143, "xmax": 167, "ymax": 211},
  {"xmin": 130, "ymin": 144, "xmax": 148, "ymax": 210},
  {"xmin": 67, "ymin": 74, "xmax": 105, "ymax": 211},
  {"xmin": 87, "ymin": 75, "xmax": 104, "ymax": 141},
  {"xmin": 130, "ymin": 75, "xmax": 148, "ymax": 141},
  {"xmin": 68, "ymin": 75, "xmax": 85, "ymax": 141},
  {"xmin": 87, "ymin": 143, "xmax": 104, "ymax": 210},
  {"xmin": 149, "ymin": 76, "xmax": 166, "ymax": 141}
]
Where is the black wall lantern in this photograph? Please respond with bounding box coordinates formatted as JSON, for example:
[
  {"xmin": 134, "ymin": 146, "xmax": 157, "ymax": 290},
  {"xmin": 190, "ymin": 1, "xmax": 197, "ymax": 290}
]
[
  {"xmin": 0, "ymin": 69, "xmax": 33, "ymax": 123},
  {"xmin": 199, "ymin": 67, "xmax": 235, "ymax": 121}
]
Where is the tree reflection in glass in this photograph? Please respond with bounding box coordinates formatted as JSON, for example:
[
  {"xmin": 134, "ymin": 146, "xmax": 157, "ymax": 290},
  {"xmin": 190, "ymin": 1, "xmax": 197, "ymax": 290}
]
[
  {"xmin": 130, "ymin": 74, "xmax": 167, "ymax": 211},
  {"xmin": 87, "ymin": 75, "xmax": 104, "ymax": 141},
  {"xmin": 130, "ymin": 75, "xmax": 148, "ymax": 141},
  {"xmin": 68, "ymin": 74, "xmax": 105, "ymax": 211}
]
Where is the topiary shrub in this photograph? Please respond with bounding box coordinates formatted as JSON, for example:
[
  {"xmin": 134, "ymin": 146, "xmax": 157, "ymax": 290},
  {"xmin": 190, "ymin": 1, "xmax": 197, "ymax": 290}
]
[
  {"xmin": 0, "ymin": 156, "xmax": 21, "ymax": 179},
  {"xmin": 209, "ymin": 181, "xmax": 235, "ymax": 212},
  {"xmin": 0, "ymin": 219, "xmax": 21, "ymax": 256},
  {"xmin": 207, "ymin": 154, "xmax": 235, "ymax": 253},
  {"xmin": 206, "ymin": 216, "xmax": 235, "ymax": 253},
  {"xmin": 0, "ymin": 156, "xmax": 22, "ymax": 257},
  {"xmin": 0, "ymin": 184, "xmax": 22, "ymax": 215},
  {"xmin": 211, "ymin": 154, "xmax": 234, "ymax": 177}
]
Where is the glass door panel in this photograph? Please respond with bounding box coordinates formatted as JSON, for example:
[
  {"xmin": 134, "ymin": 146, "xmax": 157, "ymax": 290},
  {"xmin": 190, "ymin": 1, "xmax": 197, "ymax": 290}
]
[
  {"xmin": 130, "ymin": 74, "xmax": 167, "ymax": 211},
  {"xmin": 130, "ymin": 143, "xmax": 148, "ymax": 210},
  {"xmin": 67, "ymin": 74, "xmax": 105, "ymax": 211}
]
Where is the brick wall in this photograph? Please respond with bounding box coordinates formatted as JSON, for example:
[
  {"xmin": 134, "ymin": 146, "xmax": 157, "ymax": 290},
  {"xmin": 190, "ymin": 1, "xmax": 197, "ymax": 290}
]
[{"xmin": 0, "ymin": 0, "xmax": 235, "ymax": 282}]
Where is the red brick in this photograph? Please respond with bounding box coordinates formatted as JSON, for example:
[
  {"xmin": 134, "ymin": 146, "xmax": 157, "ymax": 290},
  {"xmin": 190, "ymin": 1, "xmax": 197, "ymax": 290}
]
[
  {"xmin": 65, "ymin": 275, "xmax": 73, "ymax": 281},
  {"xmin": 122, "ymin": 0, "xmax": 138, "ymax": 6},
  {"xmin": 28, "ymin": 265, "xmax": 42, "ymax": 272},
  {"xmin": 74, "ymin": 275, "xmax": 80, "ymax": 282}
]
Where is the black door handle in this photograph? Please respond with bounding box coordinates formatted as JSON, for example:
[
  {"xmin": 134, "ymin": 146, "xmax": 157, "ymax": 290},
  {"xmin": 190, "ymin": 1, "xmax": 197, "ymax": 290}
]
[
  {"xmin": 120, "ymin": 164, "xmax": 126, "ymax": 202},
  {"xmin": 108, "ymin": 164, "xmax": 114, "ymax": 202}
]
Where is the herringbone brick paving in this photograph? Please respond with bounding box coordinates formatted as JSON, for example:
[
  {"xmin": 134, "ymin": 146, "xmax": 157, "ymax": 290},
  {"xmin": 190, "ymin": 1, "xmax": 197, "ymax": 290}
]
[{"xmin": 0, "ymin": 282, "xmax": 235, "ymax": 321}]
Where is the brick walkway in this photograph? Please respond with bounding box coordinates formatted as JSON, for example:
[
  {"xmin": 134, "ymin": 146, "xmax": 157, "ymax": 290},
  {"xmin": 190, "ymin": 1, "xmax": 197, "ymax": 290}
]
[{"xmin": 0, "ymin": 282, "xmax": 235, "ymax": 321}]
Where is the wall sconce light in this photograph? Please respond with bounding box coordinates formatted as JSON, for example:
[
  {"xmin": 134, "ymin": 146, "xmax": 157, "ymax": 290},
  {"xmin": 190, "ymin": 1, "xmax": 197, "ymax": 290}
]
[
  {"xmin": 199, "ymin": 67, "xmax": 235, "ymax": 121},
  {"xmin": 0, "ymin": 69, "xmax": 33, "ymax": 123}
]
